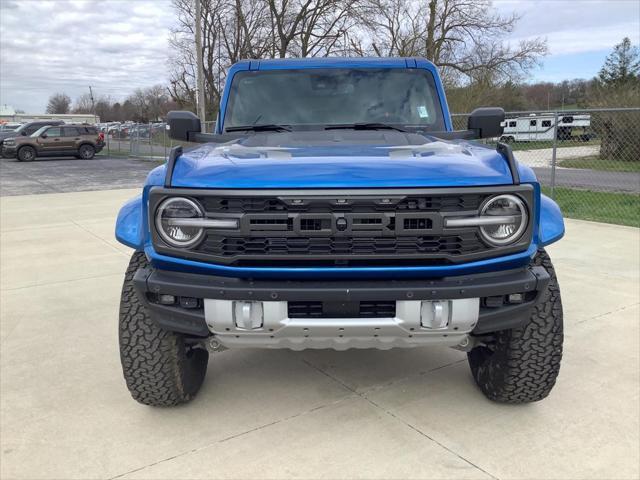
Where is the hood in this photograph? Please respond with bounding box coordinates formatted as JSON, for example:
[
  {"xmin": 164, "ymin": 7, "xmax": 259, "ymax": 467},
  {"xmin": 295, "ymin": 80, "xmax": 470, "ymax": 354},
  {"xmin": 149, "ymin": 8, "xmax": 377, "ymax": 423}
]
[
  {"xmin": 169, "ymin": 130, "xmax": 515, "ymax": 189},
  {"xmin": 0, "ymin": 131, "xmax": 20, "ymax": 142}
]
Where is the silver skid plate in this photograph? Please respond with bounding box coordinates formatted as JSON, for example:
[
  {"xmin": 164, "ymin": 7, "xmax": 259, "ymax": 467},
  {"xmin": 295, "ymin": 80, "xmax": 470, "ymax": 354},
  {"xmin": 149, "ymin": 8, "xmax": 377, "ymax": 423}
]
[{"xmin": 204, "ymin": 299, "xmax": 479, "ymax": 351}]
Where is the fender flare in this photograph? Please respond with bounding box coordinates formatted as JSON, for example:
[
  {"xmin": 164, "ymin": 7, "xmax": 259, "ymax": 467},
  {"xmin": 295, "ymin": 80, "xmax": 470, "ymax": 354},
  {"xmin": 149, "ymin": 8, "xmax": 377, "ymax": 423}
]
[
  {"xmin": 115, "ymin": 194, "xmax": 145, "ymax": 250},
  {"xmin": 539, "ymin": 194, "xmax": 565, "ymax": 247}
]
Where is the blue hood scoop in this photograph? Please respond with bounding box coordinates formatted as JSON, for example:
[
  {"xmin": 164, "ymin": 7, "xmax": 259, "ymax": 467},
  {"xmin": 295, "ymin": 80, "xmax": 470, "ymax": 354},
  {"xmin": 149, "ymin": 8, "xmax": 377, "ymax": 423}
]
[{"xmin": 168, "ymin": 131, "xmax": 515, "ymax": 189}]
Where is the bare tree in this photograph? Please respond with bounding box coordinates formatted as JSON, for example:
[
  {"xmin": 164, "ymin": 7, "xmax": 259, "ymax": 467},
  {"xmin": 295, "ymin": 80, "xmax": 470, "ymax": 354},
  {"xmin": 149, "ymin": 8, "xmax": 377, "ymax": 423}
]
[
  {"xmin": 167, "ymin": 0, "xmax": 357, "ymax": 118},
  {"xmin": 46, "ymin": 93, "xmax": 71, "ymax": 114},
  {"xmin": 354, "ymin": 0, "xmax": 547, "ymax": 85},
  {"xmin": 266, "ymin": 0, "xmax": 356, "ymax": 57},
  {"xmin": 73, "ymin": 93, "xmax": 95, "ymax": 114}
]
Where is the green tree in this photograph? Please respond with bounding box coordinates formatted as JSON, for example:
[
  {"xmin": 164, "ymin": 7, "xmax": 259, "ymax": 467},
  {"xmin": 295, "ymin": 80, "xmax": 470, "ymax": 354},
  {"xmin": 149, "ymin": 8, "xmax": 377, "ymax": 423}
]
[
  {"xmin": 588, "ymin": 38, "xmax": 640, "ymax": 162},
  {"xmin": 597, "ymin": 37, "xmax": 640, "ymax": 88}
]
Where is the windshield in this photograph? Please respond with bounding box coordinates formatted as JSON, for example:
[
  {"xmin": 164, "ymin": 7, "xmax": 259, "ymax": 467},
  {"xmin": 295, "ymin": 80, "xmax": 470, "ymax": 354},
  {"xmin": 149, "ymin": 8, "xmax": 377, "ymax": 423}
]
[
  {"xmin": 12, "ymin": 123, "xmax": 28, "ymax": 134},
  {"xmin": 224, "ymin": 68, "xmax": 445, "ymax": 131}
]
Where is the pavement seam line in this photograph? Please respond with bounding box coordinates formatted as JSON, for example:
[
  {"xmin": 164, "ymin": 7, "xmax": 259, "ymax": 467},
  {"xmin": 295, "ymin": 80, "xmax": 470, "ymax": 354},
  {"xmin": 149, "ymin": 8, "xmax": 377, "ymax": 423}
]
[
  {"xmin": 108, "ymin": 393, "xmax": 359, "ymax": 480},
  {"xmin": 360, "ymin": 358, "xmax": 468, "ymax": 394},
  {"xmin": 70, "ymin": 219, "xmax": 130, "ymax": 257},
  {"xmin": 300, "ymin": 358, "xmax": 498, "ymax": 480},
  {"xmin": 575, "ymin": 301, "xmax": 640, "ymax": 324},
  {"xmin": 365, "ymin": 395, "xmax": 500, "ymax": 480}
]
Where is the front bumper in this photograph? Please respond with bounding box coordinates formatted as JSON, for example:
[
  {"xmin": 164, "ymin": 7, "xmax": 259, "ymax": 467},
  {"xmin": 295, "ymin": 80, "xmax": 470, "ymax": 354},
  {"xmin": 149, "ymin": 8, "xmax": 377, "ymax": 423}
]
[
  {"xmin": 133, "ymin": 263, "xmax": 550, "ymax": 350},
  {"xmin": 2, "ymin": 145, "xmax": 16, "ymax": 157}
]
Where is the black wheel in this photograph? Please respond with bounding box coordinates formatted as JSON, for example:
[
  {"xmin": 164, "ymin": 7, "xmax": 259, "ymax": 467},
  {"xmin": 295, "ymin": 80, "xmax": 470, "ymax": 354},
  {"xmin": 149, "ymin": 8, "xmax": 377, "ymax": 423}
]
[
  {"xmin": 119, "ymin": 252, "xmax": 209, "ymax": 406},
  {"xmin": 467, "ymin": 249, "xmax": 563, "ymax": 403},
  {"xmin": 17, "ymin": 146, "xmax": 36, "ymax": 162},
  {"xmin": 78, "ymin": 144, "xmax": 95, "ymax": 159}
]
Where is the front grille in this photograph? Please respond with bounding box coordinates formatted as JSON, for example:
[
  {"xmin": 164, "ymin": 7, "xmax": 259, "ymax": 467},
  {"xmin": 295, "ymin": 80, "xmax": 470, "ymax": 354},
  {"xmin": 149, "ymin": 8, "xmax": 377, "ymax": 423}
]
[
  {"xmin": 150, "ymin": 187, "xmax": 534, "ymax": 267},
  {"xmin": 288, "ymin": 301, "xmax": 396, "ymax": 318},
  {"xmin": 197, "ymin": 232, "xmax": 483, "ymax": 257},
  {"xmin": 200, "ymin": 194, "xmax": 485, "ymax": 213}
]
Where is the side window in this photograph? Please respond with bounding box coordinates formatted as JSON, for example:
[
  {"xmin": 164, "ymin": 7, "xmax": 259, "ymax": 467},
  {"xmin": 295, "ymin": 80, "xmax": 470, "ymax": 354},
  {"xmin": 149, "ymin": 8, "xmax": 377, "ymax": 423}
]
[
  {"xmin": 45, "ymin": 127, "xmax": 62, "ymax": 137},
  {"xmin": 86, "ymin": 127, "xmax": 98, "ymax": 135},
  {"xmin": 63, "ymin": 127, "xmax": 80, "ymax": 137},
  {"xmin": 529, "ymin": 120, "xmax": 537, "ymax": 127},
  {"xmin": 508, "ymin": 121, "xmax": 516, "ymax": 127},
  {"xmin": 541, "ymin": 120, "xmax": 552, "ymax": 127}
]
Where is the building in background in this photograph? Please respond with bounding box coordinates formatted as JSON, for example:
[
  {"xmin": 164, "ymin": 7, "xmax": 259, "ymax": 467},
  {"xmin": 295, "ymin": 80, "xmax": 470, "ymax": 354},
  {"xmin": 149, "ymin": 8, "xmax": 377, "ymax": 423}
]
[{"xmin": 0, "ymin": 105, "xmax": 99, "ymax": 124}]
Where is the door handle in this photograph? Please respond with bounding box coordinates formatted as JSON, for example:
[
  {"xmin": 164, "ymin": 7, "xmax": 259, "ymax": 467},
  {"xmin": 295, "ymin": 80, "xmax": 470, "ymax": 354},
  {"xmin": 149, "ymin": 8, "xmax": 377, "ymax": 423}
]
[{"xmin": 54, "ymin": 138, "xmax": 60, "ymax": 141}]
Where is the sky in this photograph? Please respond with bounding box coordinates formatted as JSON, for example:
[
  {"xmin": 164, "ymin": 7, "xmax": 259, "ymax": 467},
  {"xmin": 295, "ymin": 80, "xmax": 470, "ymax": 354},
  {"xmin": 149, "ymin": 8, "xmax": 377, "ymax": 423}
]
[{"xmin": 1, "ymin": 0, "xmax": 639, "ymax": 113}]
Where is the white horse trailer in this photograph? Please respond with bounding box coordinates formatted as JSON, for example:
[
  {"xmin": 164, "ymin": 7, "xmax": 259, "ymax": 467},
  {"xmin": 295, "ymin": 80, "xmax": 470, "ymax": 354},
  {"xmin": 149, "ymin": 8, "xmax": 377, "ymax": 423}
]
[{"xmin": 500, "ymin": 113, "xmax": 591, "ymax": 142}]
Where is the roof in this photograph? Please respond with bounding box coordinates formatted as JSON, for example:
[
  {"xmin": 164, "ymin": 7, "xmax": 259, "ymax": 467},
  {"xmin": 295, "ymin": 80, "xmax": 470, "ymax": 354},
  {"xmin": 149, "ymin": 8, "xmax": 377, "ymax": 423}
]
[{"xmin": 235, "ymin": 57, "xmax": 436, "ymax": 71}]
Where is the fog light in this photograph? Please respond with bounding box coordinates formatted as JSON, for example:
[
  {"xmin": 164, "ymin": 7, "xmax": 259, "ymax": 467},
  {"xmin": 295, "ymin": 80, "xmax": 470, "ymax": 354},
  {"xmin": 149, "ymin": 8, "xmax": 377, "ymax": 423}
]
[
  {"xmin": 233, "ymin": 301, "xmax": 264, "ymax": 330},
  {"xmin": 420, "ymin": 300, "xmax": 450, "ymax": 329},
  {"xmin": 508, "ymin": 293, "xmax": 524, "ymax": 304},
  {"xmin": 158, "ymin": 294, "xmax": 176, "ymax": 305},
  {"xmin": 179, "ymin": 297, "xmax": 200, "ymax": 309}
]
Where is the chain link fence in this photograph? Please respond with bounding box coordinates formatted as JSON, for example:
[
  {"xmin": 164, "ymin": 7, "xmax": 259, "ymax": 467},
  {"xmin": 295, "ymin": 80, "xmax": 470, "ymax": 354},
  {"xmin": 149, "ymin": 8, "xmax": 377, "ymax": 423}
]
[
  {"xmin": 114, "ymin": 110, "xmax": 638, "ymax": 227},
  {"xmin": 99, "ymin": 120, "xmax": 217, "ymax": 161},
  {"xmin": 453, "ymin": 108, "xmax": 639, "ymax": 227}
]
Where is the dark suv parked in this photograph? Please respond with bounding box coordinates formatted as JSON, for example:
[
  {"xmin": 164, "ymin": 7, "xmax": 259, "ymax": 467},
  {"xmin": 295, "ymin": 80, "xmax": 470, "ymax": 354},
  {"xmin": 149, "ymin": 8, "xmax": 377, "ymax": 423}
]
[{"xmin": 2, "ymin": 124, "xmax": 105, "ymax": 161}]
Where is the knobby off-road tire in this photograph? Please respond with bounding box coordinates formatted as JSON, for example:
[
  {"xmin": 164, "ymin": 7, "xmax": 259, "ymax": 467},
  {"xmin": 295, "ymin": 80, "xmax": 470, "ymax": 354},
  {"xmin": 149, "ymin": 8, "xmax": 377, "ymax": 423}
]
[
  {"xmin": 467, "ymin": 249, "xmax": 563, "ymax": 403},
  {"xmin": 119, "ymin": 252, "xmax": 209, "ymax": 406}
]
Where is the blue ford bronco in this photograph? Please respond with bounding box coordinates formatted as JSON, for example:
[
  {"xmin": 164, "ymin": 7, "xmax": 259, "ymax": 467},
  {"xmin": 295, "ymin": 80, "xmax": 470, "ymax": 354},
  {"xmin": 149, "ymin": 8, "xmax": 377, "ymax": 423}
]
[{"xmin": 115, "ymin": 58, "xmax": 564, "ymax": 406}]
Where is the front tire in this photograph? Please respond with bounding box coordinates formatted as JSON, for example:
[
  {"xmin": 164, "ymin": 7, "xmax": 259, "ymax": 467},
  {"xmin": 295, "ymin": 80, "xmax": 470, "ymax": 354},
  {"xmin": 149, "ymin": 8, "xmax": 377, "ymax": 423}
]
[
  {"xmin": 467, "ymin": 249, "xmax": 563, "ymax": 403},
  {"xmin": 17, "ymin": 146, "xmax": 36, "ymax": 162},
  {"xmin": 119, "ymin": 252, "xmax": 209, "ymax": 406}
]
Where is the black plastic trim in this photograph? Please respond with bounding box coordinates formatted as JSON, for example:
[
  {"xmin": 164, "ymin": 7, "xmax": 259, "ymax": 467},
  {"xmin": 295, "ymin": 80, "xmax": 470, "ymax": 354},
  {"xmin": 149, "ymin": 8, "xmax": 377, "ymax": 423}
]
[
  {"xmin": 133, "ymin": 264, "xmax": 550, "ymax": 336},
  {"xmin": 164, "ymin": 145, "xmax": 183, "ymax": 188},
  {"xmin": 496, "ymin": 142, "xmax": 520, "ymax": 185},
  {"xmin": 133, "ymin": 268, "xmax": 209, "ymax": 337}
]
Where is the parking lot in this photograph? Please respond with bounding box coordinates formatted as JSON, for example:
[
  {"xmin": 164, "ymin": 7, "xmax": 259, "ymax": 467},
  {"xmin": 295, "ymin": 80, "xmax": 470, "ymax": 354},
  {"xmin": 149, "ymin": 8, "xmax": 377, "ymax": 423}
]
[
  {"xmin": 0, "ymin": 155, "xmax": 156, "ymax": 196},
  {"xmin": 0, "ymin": 154, "xmax": 638, "ymax": 479}
]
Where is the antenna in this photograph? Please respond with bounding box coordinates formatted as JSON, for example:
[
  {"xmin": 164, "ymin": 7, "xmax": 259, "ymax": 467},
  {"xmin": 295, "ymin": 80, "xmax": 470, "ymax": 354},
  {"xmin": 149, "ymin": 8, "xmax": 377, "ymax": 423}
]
[{"xmin": 89, "ymin": 86, "xmax": 95, "ymax": 111}]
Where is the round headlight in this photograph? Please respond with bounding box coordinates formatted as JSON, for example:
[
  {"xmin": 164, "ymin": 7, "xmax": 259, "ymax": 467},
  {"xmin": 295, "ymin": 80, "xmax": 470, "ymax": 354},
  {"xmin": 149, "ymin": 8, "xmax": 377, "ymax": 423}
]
[
  {"xmin": 479, "ymin": 194, "xmax": 528, "ymax": 246},
  {"xmin": 155, "ymin": 197, "xmax": 204, "ymax": 248}
]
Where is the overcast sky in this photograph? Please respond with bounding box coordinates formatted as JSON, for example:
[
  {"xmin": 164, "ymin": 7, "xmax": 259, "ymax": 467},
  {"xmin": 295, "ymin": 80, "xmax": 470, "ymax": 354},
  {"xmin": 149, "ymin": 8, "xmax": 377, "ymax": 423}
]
[{"xmin": 1, "ymin": 0, "xmax": 638, "ymax": 113}]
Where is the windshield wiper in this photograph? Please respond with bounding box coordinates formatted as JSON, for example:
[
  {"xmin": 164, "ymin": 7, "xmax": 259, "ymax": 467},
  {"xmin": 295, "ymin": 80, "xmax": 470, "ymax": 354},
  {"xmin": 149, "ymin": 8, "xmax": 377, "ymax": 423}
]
[
  {"xmin": 225, "ymin": 124, "xmax": 292, "ymax": 133},
  {"xmin": 325, "ymin": 123, "xmax": 408, "ymax": 132}
]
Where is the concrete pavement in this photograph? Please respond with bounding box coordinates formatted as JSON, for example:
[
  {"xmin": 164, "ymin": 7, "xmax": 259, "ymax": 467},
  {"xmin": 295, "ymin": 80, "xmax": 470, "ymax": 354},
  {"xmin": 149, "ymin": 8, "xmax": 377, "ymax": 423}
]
[{"xmin": 1, "ymin": 189, "xmax": 639, "ymax": 479}]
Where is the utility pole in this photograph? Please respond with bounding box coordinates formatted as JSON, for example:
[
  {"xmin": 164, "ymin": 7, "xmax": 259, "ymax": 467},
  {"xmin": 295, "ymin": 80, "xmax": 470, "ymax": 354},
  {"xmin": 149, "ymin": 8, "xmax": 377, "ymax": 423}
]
[
  {"xmin": 195, "ymin": 0, "xmax": 206, "ymax": 132},
  {"xmin": 88, "ymin": 85, "xmax": 95, "ymax": 111},
  {"xmin": 89, "ymin": 86, "xmax": 97, "ymax": 123}
]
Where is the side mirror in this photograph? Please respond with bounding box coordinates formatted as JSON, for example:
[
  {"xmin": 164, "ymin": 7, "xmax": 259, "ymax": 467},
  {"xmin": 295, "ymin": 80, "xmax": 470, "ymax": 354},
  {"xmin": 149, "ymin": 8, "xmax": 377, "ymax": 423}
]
[
  {"xmin": 40, "ymin": 134, "xmax": 48, "ymax": 139},
  {"xmin": 467, "ymin": 107, "xmax": 505, "ymax": 139},
  {"xmin": 20, "ymin": 131, "xmax": 27, "ymax": 136},
  {"xmin": 167, "ymin": 111, "xmax": 201, "ymax": 141}
]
